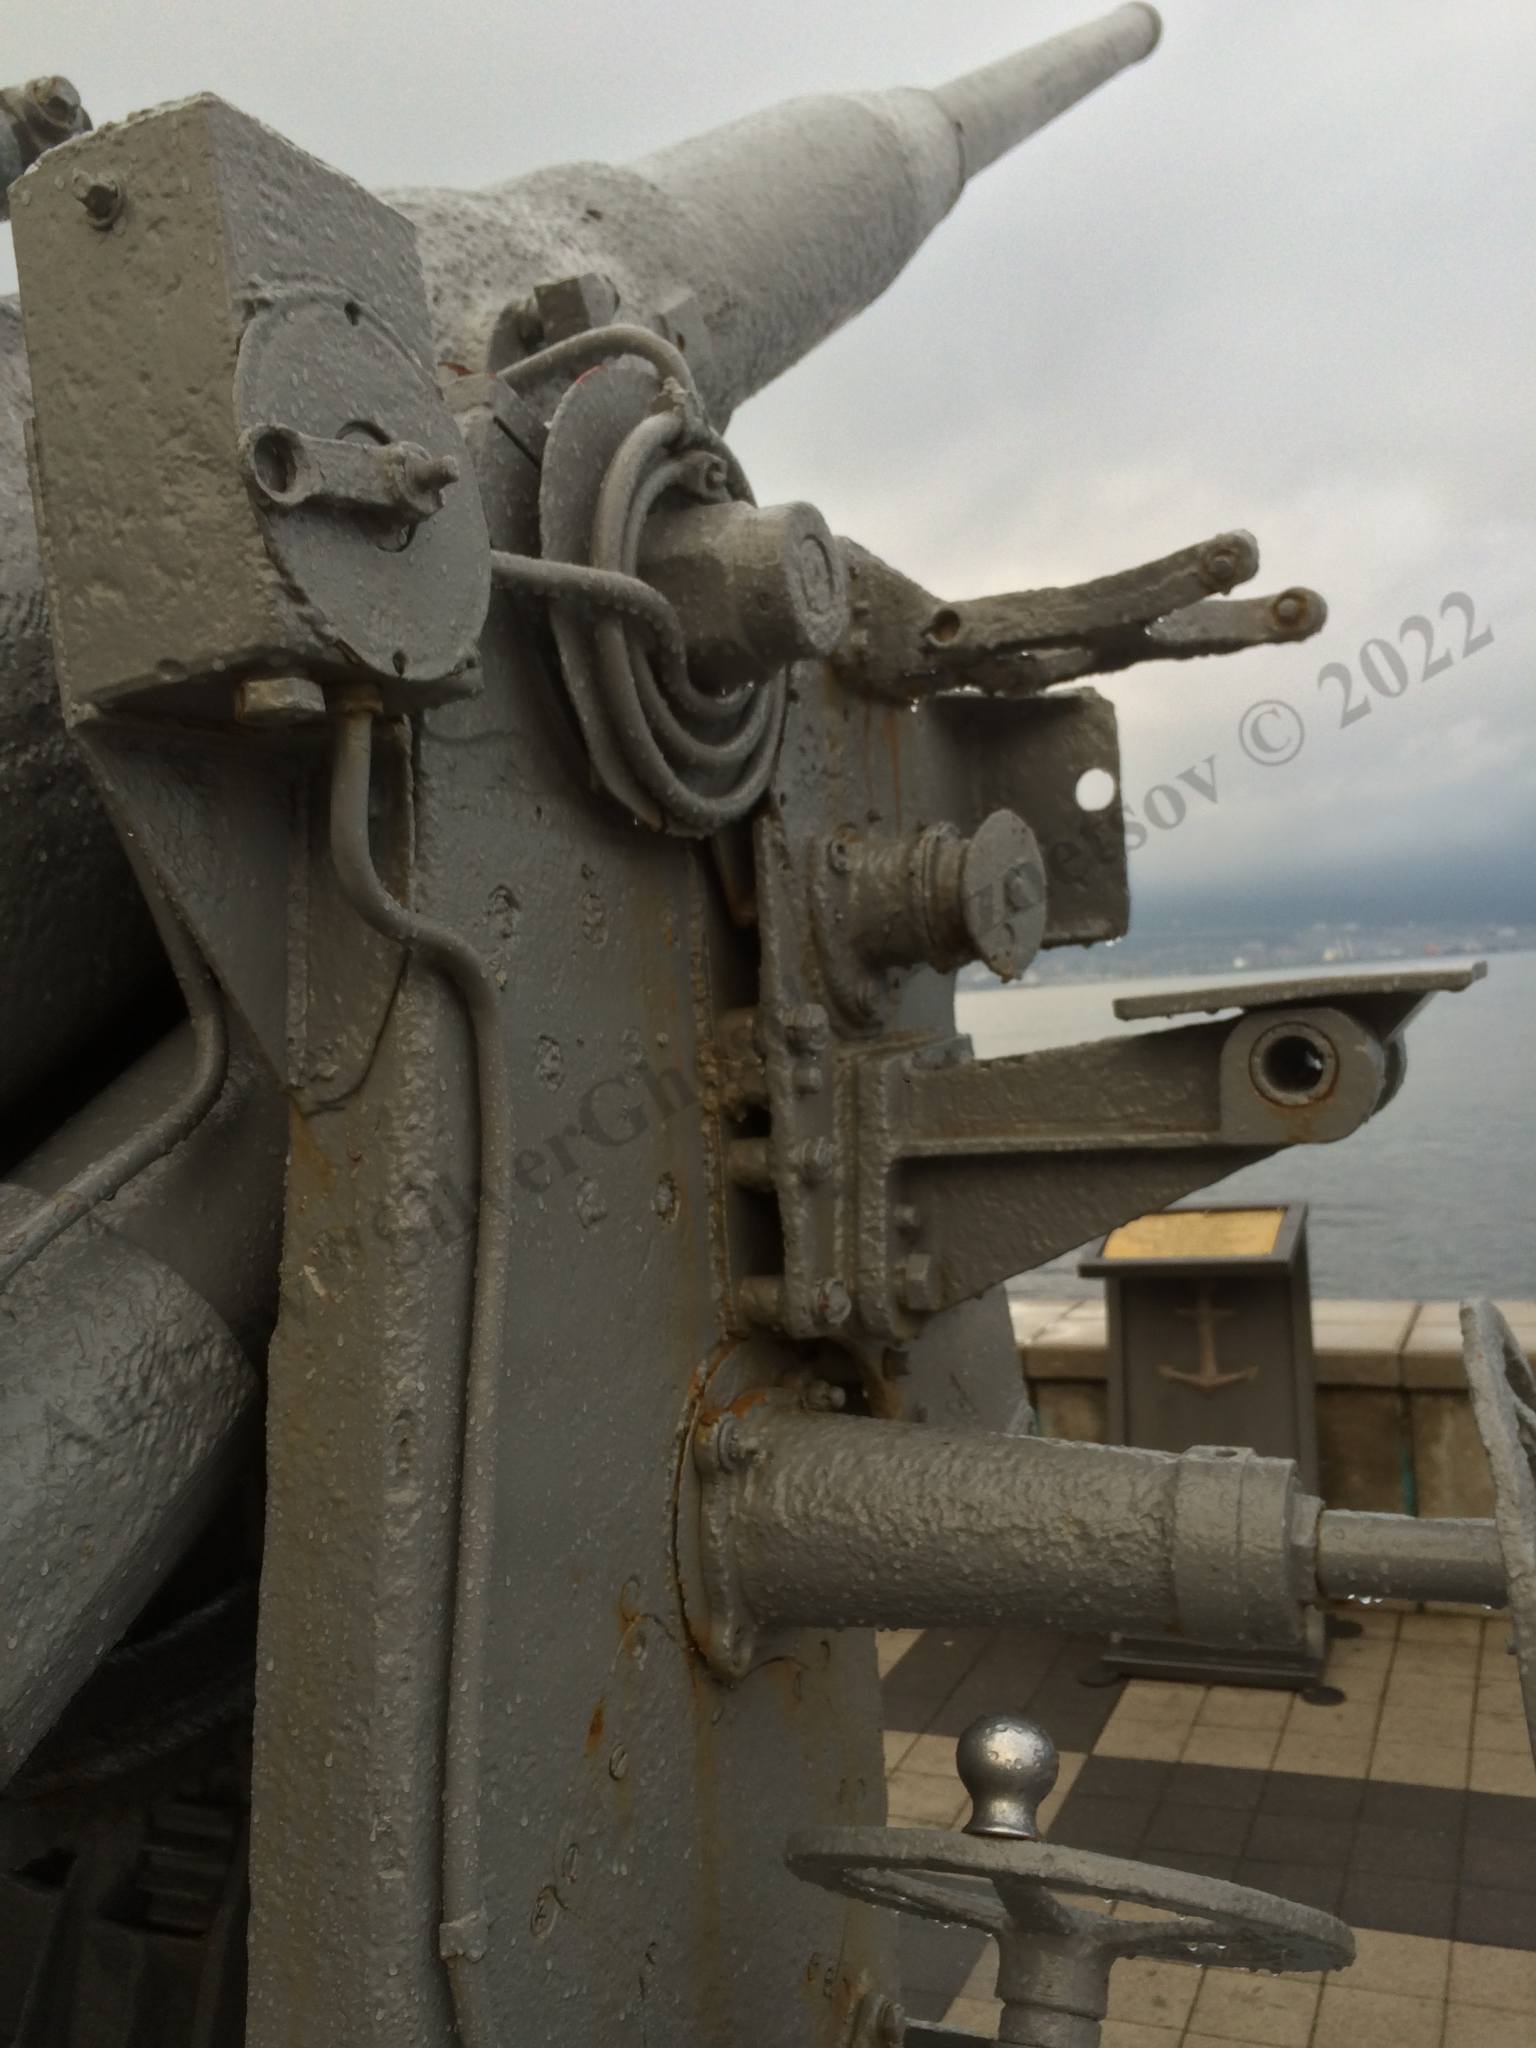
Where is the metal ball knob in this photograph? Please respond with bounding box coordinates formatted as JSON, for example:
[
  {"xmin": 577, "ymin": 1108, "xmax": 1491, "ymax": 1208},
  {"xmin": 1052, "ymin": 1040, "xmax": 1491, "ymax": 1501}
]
[{"xmin": 956, "ymin": 1714, "xmax": 1058, "ymax": 1841}]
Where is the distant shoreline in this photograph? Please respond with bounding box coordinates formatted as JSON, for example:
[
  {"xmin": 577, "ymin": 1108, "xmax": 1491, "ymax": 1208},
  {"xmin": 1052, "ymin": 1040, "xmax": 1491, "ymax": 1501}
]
[{"xmin": 961, "ymin": 929, "xmax": 1535, "ymax": 992}]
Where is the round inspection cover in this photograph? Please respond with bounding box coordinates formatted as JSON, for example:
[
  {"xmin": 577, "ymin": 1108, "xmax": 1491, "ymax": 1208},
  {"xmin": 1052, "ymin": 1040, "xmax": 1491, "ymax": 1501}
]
[{"xmin": 235, "ymin": 294, "xmax": 488, "ymax": 687}]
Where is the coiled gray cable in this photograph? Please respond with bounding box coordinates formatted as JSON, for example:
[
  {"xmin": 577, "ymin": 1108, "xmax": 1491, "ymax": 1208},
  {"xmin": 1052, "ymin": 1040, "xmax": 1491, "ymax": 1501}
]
[{"xmin": 499, "ymin": 324, "xmax": 786, "ymax": 834}]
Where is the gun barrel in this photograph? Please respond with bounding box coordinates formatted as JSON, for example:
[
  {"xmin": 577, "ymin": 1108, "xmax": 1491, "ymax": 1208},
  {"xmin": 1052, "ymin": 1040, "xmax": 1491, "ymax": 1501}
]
[
  {"xmin": 935, "ymin": 4, "xmax": 1161, "ymax": 178},
  {"xmin": 630, "ymin": 5, "xmax": 1160, "ymax": 412},
  {"xmin": 1, "ymin": 12, "xmax": 1162, "ymax": 1110},
  {"xmin": 394, "ymin": 6, "xmax": 1162, "ymax": 420}
]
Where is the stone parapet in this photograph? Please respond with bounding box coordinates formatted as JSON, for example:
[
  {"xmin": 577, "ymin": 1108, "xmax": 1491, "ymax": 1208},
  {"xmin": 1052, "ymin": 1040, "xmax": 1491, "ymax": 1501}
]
[{"xmin": 1012, "ymin": 1295, "xmax": 1536, "ymax": 1518}]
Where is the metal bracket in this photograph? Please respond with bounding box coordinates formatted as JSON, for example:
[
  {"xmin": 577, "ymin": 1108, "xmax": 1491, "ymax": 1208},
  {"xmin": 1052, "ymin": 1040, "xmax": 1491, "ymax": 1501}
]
[{"xmin": 725, "ymin": 959, "xmax": 1483, "ymax": 1353}]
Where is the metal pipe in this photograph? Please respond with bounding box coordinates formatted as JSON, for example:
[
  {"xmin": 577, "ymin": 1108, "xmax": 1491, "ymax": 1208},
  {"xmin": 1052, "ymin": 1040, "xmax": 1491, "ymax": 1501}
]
[
  {"xmin": 326, "ymin": 701, "xmax": 515, "ymax": 2048},
  {"xmin": 713, "ymin": 1412, "xmax": 1310, "ymax": 1651},
  {"xmin": 700, "ymin": 1414, "xmax": 1510, "ymax": 1677},
  {"xmin": 1318, "ymin": 1510, "xmax": 1506, "ymax": 1609},
  {"xmin": 0, "ymin": 1022, "xmax": 282, "ymax": 1786},
  {"xmin": 0, "ymin": 1207, "xmax": 257, "ymax": 1786},
  {"xmin": 0, "ymin": 876, "xmax": 227, "ymax": 1291}
]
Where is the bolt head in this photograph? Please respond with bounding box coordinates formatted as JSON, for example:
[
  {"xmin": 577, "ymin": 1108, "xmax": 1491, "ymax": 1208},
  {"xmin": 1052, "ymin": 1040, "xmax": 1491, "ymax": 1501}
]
[
  {"xmin": 898, "ymin": 1252, "xmax": 942, "ymax": 1315},
  {"xmin": 533, "ymin": 270, "xmax": 620, "ymax": 343},
  {"xmin": 801, "ymin": 1379, "xmax": 847, "ymax": 1413},
  {"xmin": 26, "ymin": 75, "xmax": 83, "ymax": 136},
  {"xmin": 783, "ymin": 1002, "xmax": 830, "ymax": 1054},
  {"xmin": 812, "ymin": 1278, "xmax": 852, "ymax": 1329},
  {"xmin": 70, "ymin": 169, "xmax": 122, "ymax": 229},
  {"xmin": 793, "ymin": 1136, "xmax": 836, "ymax": 1185},
  {"xmin": 875, "ymin": 1997, "xmax": 907, "ymax": 2047},
  {"xmin": 1003, "ymin": 863, "xmax": 1036, "ymax": 912}
]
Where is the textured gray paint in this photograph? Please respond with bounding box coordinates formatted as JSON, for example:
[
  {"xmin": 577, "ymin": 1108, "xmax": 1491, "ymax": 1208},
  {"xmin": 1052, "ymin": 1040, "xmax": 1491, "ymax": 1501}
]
[
  {"xmin": 0, "ymin": 8, "xmax": 1159, "ymax": 1127},
  {"xmin": 0, "ymin": 1194, "xmax": 256, "ymax": 1785},
  {"xmin": 789, "ymin": 1816, "xmax": 1350, "ymax": 2042},
  {"xmin": 391, "ymin": 5, "xmax": 1161, "ymax": 417},
  {"xmin": 0, "ymin": 1026, "xmax": 284, "ymax": 1782},
  {"xmin": 0, "ymin": 303, "xmax": 162, "ymax": 1124},
  {"xmin": 12, "ymin": 12, "xmax": 1522, "ymax": 2042},
  {"xmin": 708, "ymin": 1411, "xmax": 1312, "ymax": 1655},
  {"xmin": 1317, "ymin": 1509, "xmax": 1507, "ymax": 1608}
]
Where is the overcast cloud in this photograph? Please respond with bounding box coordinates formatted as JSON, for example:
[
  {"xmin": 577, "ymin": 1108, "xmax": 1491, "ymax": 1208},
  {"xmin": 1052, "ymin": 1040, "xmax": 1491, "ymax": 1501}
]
[{"xmin": 7, "ymin": 1, "xmax": 1532, "ymax": 925}]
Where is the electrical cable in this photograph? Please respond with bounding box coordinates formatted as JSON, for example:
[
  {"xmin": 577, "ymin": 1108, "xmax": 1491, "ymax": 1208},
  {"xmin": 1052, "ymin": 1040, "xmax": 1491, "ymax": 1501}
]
[{"xmin": 497, "ymin": 323, "xmax": 786, "ymax": 833}]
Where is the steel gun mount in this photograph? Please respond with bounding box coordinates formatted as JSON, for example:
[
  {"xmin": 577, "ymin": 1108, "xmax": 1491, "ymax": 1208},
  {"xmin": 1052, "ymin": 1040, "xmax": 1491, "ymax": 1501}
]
[{"xmin": 1, "ymin": 10, "xmax": 1530, "ymax": 2048}]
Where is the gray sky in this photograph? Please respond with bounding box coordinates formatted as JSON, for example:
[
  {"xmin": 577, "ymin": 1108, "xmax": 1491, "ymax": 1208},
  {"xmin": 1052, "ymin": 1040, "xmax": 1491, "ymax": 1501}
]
[{"xmin": 8, "ymin": 1, "xmax": 1533, "ymax": 926}]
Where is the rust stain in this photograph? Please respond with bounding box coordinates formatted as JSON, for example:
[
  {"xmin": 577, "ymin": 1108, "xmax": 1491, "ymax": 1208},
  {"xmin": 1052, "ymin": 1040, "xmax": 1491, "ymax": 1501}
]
[
  {"xmin": 583, "ymin": 1699, "xmax": 606, "ymax": 1755},
  {"xmin": 669, "ymin": 1338, "xmax": 741, "ymax": 1522},
  {"xmin": 684, "ymin": 1620, "xmax": 728, "ymax": 2038},
  {"xmin": 757, "ymin": 1652, "xmax": 809, "ymax": 1724},
  {"xmin": 695, "ymin": 1382, "xmax": 773, "ymax": 1431},
  {"xmin": 858, "ymin": 1350, "xmax": 907, "ymax": 1422},
  {"xmin": 286, "ymin": 1100, "xmax": 335, "ymax": 1202}
]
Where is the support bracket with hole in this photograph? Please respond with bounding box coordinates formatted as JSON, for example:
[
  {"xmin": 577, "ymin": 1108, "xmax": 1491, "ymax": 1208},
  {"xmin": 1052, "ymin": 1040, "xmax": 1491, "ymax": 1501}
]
[{"xmin": 724, "ymin": 962, "xmax": 1483, "ymax": 1357}]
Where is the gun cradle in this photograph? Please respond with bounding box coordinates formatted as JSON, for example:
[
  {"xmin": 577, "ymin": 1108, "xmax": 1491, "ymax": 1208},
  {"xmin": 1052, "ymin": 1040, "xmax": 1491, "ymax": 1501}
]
[{"xmin": 1, "ymin": 13, "xmax": 1525, "ymax": 2048}]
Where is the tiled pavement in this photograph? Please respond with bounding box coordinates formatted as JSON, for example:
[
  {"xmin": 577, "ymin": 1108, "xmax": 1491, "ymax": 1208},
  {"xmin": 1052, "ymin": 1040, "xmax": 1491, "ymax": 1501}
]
[{"xmin": 880, "ymin": 1606, "xmax": 1536, "ymax": 2045}]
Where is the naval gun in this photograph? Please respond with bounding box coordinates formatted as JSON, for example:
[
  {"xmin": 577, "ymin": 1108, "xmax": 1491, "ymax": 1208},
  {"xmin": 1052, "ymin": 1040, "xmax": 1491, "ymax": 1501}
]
[{"xmin": 1, "ymin": 10, "xmax": 1532, "ymax": 2046}]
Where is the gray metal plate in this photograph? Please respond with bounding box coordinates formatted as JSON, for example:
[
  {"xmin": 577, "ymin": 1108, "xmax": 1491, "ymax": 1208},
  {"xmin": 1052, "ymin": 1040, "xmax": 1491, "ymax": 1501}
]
[{"xmin": 236, "ymin": 294, "xmax": 489, "ymax": 684}]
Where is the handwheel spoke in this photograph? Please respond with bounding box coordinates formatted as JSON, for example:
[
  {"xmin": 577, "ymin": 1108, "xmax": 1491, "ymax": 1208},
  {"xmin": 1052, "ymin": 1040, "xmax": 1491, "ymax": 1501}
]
[{"xmin": 787, "ymin": 1714, "xmax": 1354, "ymax": 2045}]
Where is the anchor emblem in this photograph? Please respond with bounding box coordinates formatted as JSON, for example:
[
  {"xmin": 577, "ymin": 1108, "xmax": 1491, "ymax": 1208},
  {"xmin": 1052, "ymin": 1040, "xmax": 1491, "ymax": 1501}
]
[{"xmin": 1157, "ymin": 1285, "xmax": 1255, "ymax": 1393}]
